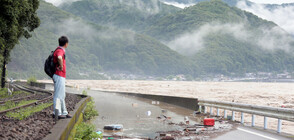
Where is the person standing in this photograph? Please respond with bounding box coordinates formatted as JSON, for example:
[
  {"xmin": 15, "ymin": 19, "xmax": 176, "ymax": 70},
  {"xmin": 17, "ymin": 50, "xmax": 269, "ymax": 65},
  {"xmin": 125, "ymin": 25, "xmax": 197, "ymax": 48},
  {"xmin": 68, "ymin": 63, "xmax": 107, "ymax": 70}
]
[{"xmin": 53, "ymin": 36, "xmax": 71, "ymax": 119}]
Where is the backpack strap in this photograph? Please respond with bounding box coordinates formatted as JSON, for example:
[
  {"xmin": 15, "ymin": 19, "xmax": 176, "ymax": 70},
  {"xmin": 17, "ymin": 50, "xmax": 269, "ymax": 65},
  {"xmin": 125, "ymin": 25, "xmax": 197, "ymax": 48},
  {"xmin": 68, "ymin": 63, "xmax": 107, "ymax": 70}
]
[{"xmin": 54, "ymin": 47, "xmax": 65, "ymax": 60}]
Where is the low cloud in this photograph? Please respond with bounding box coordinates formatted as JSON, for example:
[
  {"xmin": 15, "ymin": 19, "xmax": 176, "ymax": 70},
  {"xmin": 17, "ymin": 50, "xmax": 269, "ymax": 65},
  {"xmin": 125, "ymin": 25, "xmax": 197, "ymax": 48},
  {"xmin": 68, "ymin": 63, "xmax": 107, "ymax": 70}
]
[
  {"xmin": 57, "ymin": 19, "xmax": 97, "ymax": 40},
  {"xmin": 57, "ymin": 18, "xmax": 135, "ymax": 44},
  {"xmin": 248, "ymin": 0, "xmax": 294, "ymax": 4},
  {"xmin": 44, "ymin": 0, "xmax": 81, "ymax": 6},
  {"xmin": 118, "ymin": 0, "xmax": 161, "ymax": 14},
  {"xmin": 46, "ymin": 0, "xmax": 163, "ymax": 14},
  {"xmin": 237, "ymin": 1, "xmax": 294, "ymax": 35},
  {"xmin": 257, "ymin": 26, "xmax": 293, "ymax": 52},
  {"xmin": 167, "ymin": 23, "xmax": 250, "ymax": 56},
  {"xmin": 166, "ymin": 22, "xmax": 293, "ymax": 56},
  {"xmin": 161, "ymin": 1, "xmax": 195, "ymax": 9}
]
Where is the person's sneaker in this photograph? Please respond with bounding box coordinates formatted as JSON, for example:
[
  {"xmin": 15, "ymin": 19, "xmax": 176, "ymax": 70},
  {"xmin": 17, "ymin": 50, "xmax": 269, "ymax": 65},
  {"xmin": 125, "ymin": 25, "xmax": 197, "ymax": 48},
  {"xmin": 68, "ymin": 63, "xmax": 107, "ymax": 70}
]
[
  {"xmin": 58, "ymin": 115, "xmax": 66, "ymax": 119},
  {"xmin": 66, "ymin": 114, "xmax": 72, "ymax": 118}
]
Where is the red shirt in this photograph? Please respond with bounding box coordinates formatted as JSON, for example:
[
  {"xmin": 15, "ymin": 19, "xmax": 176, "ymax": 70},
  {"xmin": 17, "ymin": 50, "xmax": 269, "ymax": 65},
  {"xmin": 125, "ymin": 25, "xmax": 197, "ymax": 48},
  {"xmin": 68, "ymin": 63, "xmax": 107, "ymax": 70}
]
[{"xmin": 53, "ymin": 47, "xmax": 66, "ymax": 78}]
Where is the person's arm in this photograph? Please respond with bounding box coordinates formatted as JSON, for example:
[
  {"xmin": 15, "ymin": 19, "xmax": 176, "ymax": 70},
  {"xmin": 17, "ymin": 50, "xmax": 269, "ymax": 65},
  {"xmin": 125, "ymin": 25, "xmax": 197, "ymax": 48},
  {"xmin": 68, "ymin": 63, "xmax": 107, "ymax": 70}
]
[{"xmin": 57, "ymin": 56, "xmax": 63, "ymax": 71}]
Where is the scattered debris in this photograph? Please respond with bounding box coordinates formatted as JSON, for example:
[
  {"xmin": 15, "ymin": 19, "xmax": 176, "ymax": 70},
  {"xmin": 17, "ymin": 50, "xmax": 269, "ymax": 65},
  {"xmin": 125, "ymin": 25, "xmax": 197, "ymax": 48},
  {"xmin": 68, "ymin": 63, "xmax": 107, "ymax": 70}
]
[
  {"xmin": 203, "ymin": 118, "xmax": 215, "ymax": 126},
  {"xmin": 96, "ymin": 131, "xmax": 103, "ymax": 139},
  {"xmin": 155, "ymin": 117, "xmax": 234, "ymax": 140},
  {"xmin": 160, "ymin": 136, "xmax": 175, "ymax": 140},
  {"xmin": 146, "ymin": 111, "xmax": 152, "ymax": 116},
  {"xmin": 102, "ymin": 134, "xmax": 149, "ymax": 140},
  {"xmin": 184, "ymin": 116, "xmax": 189, "ymax": 125},
  {"xmin": 193, "ymin": 111, "xmax": 201, "ymax": 117},
  {"xmin": 161, "ymin": 109, "xmax": 167, "ymax": 113},
  {"xmin": 104, "ymin": 124, "xmax": 123, "ymax": 131}
]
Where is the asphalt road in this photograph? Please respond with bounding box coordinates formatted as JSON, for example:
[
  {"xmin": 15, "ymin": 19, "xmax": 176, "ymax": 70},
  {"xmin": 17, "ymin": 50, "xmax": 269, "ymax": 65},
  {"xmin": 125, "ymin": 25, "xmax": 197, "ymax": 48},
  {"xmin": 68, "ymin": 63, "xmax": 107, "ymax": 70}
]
[{"xmin": 214, "ymin": 126, "xmax": 293, "ymax": 140}]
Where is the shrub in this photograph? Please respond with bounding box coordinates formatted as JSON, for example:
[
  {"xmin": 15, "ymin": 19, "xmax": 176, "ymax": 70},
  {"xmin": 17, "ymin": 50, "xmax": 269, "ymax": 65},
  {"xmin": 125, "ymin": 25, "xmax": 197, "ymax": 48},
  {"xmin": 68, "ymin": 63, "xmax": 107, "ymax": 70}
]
[
  {"xmin": 74, "ymin": 122, "xmax": 101, "ymax": 140},
  {"xmin": 27, "ymin": 76, "xmax": 37, "ymax": 85},
  {"xmin": 82, "ymin": 90, "xmax": 87, "ymax": 95},
  {"xmin": 83, "ymin": 98, "xmax": 98, "ymax": 121},
  {"xmin": 69, "ymin": 98, "xmax": 99, "ymax": 140}
]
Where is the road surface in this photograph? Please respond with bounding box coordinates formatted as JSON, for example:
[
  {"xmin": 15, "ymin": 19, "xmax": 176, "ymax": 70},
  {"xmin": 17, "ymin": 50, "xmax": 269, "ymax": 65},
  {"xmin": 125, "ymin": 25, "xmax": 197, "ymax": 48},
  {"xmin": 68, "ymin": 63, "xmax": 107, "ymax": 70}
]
[{"xmin": 215, "ymin": 125, "xmax": 292, "ymax": 140}]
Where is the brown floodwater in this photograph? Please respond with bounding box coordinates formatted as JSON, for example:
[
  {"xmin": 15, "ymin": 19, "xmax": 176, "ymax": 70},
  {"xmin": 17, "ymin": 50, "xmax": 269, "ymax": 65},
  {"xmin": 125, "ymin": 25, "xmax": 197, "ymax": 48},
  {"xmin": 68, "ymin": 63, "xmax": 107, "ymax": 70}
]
[{"xmin": 85, "ymin": 90, "xmax": 223, "ymax": 139}]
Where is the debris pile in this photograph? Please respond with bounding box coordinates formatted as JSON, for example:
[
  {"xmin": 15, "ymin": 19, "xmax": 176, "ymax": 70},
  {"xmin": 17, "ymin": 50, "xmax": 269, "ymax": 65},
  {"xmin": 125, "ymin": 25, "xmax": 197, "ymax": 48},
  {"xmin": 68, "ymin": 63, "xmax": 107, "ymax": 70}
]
[{"xmin": 155, "ymin": 117, "xmax": 234, "ymax": 140}]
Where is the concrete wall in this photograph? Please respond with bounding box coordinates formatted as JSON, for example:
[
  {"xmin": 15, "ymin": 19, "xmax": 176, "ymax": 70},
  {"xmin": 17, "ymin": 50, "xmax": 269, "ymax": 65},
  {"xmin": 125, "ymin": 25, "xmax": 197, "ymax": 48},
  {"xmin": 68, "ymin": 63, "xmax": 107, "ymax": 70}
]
[{"xmin": 113, "ymin": 91, "xmax": 199, "ymax": 111}]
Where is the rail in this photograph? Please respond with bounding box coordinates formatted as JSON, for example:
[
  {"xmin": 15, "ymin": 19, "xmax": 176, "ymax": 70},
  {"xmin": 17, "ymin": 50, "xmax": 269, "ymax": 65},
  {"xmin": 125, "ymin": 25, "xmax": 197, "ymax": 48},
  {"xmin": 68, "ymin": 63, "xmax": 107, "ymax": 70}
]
[
  {"xmin": 0, "ymin": 84, "xmax": 53, "ymax": 115},
  {"xmin": 198, "ymin": 99, "xmax": 294, "ymax": 134}
]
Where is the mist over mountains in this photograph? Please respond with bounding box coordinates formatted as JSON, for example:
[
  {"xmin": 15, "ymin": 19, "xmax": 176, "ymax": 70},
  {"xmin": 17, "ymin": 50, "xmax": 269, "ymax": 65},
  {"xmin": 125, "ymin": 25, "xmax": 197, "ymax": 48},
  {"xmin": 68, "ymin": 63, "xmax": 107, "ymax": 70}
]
[
  {"xmin": 8, "ymin": 0, "xmax": 294, "ymax": 79},
  {"xmin": 237, "ymin": 1, "xmax": 294, "ymax": 35},
  {"xmin": 160, "ymin": 0, "xmax": 294, "ymax": 35}
]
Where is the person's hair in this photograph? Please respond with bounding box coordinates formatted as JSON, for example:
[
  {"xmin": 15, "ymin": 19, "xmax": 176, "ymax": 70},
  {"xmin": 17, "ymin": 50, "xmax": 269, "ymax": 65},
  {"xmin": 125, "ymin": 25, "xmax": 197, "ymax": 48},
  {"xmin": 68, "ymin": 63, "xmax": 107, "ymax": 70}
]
[{"xmin": 58, "ymin": 36, "xmax": 68, "ymax": 46}]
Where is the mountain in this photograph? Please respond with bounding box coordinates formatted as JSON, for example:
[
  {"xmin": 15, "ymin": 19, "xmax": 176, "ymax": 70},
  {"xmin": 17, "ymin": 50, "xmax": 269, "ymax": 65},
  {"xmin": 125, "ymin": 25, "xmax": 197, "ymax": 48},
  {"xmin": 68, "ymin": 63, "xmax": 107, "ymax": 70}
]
[
  {"xmin": 8, "ymin": 0, "xmax": 194, "ymax": 79},
  {"xmin": 61, "ymin": 0, "xmax": 180, "ymax": 31},
  {"xmin": 145, "ymin": 0, "xmax": 276, "ymax": 41},
  {"xmin": 7, "ymin": 0, "xmax": 294, "ymax": 79},
  {"xmin": 145, "ymin": 0, "xmax": 294, "ymax": 74},
  {"xmin": 160, "ymin": 0, "xmax": 253, "ymax": 7},
  {"xmin": 265, "ymin": 3, "xmax": 294, "ymax": 9}
]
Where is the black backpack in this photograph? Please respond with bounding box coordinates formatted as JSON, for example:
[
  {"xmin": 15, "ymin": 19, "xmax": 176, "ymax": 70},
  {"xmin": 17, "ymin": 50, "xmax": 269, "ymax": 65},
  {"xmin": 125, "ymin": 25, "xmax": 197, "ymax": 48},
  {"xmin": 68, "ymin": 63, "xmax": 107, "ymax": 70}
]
[{"xmin": 44, "ymin": 48, "xmax": 62, "ymax": 78}]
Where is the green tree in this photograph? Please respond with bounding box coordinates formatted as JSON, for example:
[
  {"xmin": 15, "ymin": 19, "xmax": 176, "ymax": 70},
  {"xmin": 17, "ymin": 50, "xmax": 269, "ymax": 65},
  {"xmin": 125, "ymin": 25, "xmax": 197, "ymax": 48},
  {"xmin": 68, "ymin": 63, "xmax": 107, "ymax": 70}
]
[{"xmin": 0, "ymin": 0, "xmax": 40, "ymax": 88}]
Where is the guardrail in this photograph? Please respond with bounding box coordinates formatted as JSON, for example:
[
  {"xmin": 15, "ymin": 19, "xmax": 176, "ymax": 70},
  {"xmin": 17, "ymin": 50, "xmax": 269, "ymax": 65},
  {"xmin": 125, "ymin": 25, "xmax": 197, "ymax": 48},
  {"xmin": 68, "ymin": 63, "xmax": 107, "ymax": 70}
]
[{"xmin": 198, "ymin": 99, "xmax": 294, "ymax": 134}]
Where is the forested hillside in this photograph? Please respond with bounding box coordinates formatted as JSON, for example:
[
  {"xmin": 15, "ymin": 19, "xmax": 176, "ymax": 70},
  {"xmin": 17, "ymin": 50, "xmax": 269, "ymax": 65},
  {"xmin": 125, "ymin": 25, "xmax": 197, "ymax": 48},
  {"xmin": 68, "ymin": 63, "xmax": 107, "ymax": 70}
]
[
  {"xmin": 61, "ymin": 0, "xmax": 180, "ymax": 31},
  {"xmin": 7, "ymin": 0, "xmax": 294, "ymax": 79},
  {"xmin": 145, "ymin": 0, "xmax": 275, "ymax": 41},
  {"xmin": 8, "ymin": 1, "xmax": 194, "ymax": 79}
]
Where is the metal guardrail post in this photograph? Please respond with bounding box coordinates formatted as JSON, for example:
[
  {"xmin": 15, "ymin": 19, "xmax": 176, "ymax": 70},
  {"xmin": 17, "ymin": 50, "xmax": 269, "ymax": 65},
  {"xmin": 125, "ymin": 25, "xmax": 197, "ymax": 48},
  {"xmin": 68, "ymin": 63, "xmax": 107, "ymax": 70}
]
[
  {"xmin": 204, "ymin": 106, "xmax": 207, "ymax": 113},
  {"xmin": 224, "ymin": 110, "xmax": 227, "ymax": 119},
  {"xmin": 252, "ymin": 115, "xmax": 255, "ymax": 127},
  {"xmin": 277, "ymin": 119, "xmax": 282, "ymax": 133},
  {"xmin": 241, "ymin": 112, "xmax": 244, "ymax": 124},
  {"xmin": 198, "ymin": 99, "xmax": 294, "ymax": 134},
  {"xmin": 264, "ymin": 117, "xmax": 268, "ymax": 130},
  {"xmin": 217, "ymin": 108, "xmax": 220, "ymax": 116}
]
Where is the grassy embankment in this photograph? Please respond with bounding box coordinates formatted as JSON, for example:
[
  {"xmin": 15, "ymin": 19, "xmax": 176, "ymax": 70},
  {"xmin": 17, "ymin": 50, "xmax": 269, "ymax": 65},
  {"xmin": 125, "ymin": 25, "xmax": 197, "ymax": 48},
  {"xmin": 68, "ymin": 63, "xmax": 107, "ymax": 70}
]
[
  {"xmin": 6, "ymin": 102, "xmax": 53, "ymax": 120},
  {"xmin": 0, "ymin": 89, "xmax": 30, "ymax": 99}
]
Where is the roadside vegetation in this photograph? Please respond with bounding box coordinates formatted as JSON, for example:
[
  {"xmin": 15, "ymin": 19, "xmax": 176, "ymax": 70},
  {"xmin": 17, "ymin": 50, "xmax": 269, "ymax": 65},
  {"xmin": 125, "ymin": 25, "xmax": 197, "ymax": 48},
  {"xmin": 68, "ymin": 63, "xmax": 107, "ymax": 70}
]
[
  {"xmin": 83, "ymin": 98, "xmax": 99, "ymax": 121},
  {"xmin": 69, "ymin": 90, "xmax": 100, "ymax": 140}
]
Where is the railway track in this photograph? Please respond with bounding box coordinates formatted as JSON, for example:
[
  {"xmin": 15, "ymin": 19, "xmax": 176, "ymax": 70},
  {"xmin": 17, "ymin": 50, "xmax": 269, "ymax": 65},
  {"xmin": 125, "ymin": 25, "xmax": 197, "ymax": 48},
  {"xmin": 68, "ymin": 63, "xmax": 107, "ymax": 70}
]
[
  {"xmin": 0, "ymin": 83, "xmax": 53, "ymax": 115},
  {"xmin": 0, "ymin": 94, "xmax": 36, "ymax": 105}
]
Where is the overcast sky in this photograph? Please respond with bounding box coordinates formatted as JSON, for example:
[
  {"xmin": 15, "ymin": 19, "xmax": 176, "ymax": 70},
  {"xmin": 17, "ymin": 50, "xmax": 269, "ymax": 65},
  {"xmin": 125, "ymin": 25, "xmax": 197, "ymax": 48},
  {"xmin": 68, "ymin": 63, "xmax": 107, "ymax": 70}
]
[
  {"xmin": 237, "ymin": 1, "xmax": 294, "ymax": 34},
  {"xmin": 248, "ymin": 0, "xmax": 294, "ymax": 4},
  {"xmin": 45, "ymin": 0, "xmax": 294, "ymax": 7}
]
